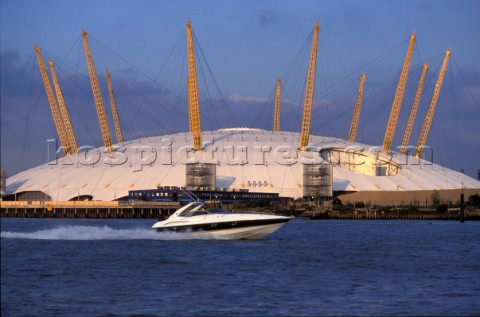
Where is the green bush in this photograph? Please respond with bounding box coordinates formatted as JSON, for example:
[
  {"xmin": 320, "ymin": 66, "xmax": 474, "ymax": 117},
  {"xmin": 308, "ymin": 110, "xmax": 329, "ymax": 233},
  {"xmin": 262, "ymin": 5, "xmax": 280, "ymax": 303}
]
[
  {"xmin": 355, "ymin": 201, "xmax": 365, "ymax": 208},
  {"xmin": 468, "ymin": 194, "xmax": 480, "ymax": 206},
  {"xmin": 436, "ymin": 204, "xmax": 448, "ymax": 213},
  {"xmin": 407, "ymin": 205, "xmax": 419, "ymax": 212}
]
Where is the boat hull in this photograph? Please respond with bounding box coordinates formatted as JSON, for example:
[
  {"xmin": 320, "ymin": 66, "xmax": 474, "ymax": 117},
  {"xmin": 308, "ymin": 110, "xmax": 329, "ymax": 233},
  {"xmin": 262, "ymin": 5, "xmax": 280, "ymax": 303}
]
[
  {"xmin": 205, "ymin": 222, "xmax": 288, "ymax": 240},
  {"xmin": 154, "ymin": 217, "xmax": 290, "ymax": 240}
]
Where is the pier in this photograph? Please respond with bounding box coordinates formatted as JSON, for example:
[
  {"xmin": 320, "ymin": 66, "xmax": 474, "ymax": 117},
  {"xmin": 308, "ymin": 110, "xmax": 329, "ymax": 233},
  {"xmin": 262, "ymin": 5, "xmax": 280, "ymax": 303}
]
[
  {"xmin": 0, "ymin": 201, "xmax": 180, "ymax": 219},
  {"xmin": 2, "ymin": 200, "xmax": 479, "ymax": 220}
]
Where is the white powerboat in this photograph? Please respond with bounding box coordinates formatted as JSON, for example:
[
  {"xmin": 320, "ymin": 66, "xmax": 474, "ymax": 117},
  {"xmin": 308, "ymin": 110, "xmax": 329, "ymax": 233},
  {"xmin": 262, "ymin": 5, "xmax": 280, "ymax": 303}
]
[{"xmin": 152, "ymin": 201, "xmax": 292, "ymax": 240}]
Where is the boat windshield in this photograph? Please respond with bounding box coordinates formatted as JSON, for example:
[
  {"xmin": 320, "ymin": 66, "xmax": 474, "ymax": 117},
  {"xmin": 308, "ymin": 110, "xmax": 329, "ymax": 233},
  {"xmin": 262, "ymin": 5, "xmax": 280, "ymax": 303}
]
[
  {"xmin": 181, "ymin": 208, "xmax": 232, "ymax": 217},
  {"xmin": 207, "ymin": 208, "xmax": 232, "ymax": 214},
  {"xmin": 181, "ymin": 210, "xmax": 207, "ymax": 217}
]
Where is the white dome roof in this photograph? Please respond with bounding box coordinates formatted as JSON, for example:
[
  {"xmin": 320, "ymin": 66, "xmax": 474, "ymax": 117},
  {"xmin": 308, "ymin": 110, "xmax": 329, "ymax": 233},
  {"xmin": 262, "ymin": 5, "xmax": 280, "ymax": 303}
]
[{"xmin": 6, "ymin": 129, "xmax": 480, "ymax": 201}]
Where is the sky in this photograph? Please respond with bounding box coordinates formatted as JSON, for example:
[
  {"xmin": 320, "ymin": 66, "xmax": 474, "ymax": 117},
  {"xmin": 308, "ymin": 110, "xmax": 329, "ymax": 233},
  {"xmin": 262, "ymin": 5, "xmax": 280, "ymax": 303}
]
[{"xmin": 1, "ymin": 0, "xmax": 480, "ymax": 179}]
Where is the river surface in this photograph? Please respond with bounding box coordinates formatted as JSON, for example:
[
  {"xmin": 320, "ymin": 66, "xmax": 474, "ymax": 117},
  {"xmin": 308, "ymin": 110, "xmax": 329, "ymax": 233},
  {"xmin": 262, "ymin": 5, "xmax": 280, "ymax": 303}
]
[{"xmin": 1, "ymin": 218, "xmax": 479, "ymax": 316}]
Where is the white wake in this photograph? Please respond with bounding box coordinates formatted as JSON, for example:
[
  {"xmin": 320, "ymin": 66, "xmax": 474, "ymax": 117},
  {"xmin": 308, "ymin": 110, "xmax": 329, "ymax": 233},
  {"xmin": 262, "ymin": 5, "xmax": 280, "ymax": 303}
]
[{"xmin": 0, "ymin": 225, "xmax": 212, "ymax": 240}]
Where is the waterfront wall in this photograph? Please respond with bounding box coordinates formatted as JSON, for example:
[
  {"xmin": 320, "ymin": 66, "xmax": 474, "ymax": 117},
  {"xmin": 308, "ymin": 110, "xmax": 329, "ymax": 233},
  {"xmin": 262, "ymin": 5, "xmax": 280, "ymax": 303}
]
[
  {"xmin": 337, "ymin": 188, "xmax": 480, "ymax": 207},
  {"xmin": 306, "ymin": 209, "xmax": 480, "ymax": 220}
]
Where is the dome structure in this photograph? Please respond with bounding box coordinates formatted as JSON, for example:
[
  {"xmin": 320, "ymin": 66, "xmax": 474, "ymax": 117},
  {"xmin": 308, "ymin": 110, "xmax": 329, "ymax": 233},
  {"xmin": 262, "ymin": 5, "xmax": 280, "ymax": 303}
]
[
  {"xmin": 4, "ymin": 22, "xmax": 479, "ymax": 202},
  {"xmin": 5, "ymin": 128, "xmax": 480, "ymax": 201}
]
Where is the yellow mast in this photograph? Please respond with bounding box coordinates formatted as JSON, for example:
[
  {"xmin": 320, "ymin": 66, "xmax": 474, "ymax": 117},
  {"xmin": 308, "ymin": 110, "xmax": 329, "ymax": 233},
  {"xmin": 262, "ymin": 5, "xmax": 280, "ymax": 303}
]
[
  {"xmin": 82, "ymin": 29, "xmax": 113, "ymax": 153},
  {"xmin": 414, "ymin": 50, "xmax": 451, "ymax": 158},
  {"xmin": 49, "ymin": 60, "xmax": 78, "ymax": 154},
  {"xmin": 382, "ymin": 33, "xmax": 416, "ymax": 154},
  {"xmin": 186, "ymin": 20, "xmax": 202, "ymax": 151},
  {"xmin": 299, "ymin": 21, "xmax": 320, "ymax": 151},
  {"xmin": 106, "ymin": 71, "xmax": 124, "ymax": 144},
  {"xmin": 399, "ymin": 64, "xmax": 428, "ymax": 154},
  {"xmin": 348, "ymin": 72, "xmax": 366, "ymax": 142},
  {"xmin": 34, "ymin": 45, "xmax": 71, "ymax": 156},
  {"xmin": 273, "ymin": 78, "xmax": 281, "ymax": 131}
]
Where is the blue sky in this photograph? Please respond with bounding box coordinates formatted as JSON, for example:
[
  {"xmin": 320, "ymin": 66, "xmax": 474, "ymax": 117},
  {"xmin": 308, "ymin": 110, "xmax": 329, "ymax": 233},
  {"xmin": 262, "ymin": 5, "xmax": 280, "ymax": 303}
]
[{"xmin": 1, "ymin": 0, "xmax": 479, "ymax": 178}]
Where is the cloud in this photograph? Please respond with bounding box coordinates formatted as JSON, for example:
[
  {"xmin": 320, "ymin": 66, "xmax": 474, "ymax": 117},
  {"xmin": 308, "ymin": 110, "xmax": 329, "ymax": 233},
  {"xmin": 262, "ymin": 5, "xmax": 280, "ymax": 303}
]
[
  {"xmin": 257, "ymin": 10, "xmax": 277, "ymax": 27},
  {"xmin": 415, "ymin": 0, "xmax": 435, "ymax": 11},
  {"xmin": 1, "ymin": 49, "xmax": 21, "ymax": 68},
  {"xmin": 1, "ymin": 49, "xmax": 37, "ymax": 97},
  {"xmin": 227, "ymin": 93, "xmax": 268, "ymax": 104}
]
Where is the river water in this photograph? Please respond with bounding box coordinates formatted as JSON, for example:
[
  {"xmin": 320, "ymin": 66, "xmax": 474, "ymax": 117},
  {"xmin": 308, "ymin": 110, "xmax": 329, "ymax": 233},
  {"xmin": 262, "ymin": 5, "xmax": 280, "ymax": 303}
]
[{"xmin": 1, "ymin": 218, "xmax": 479, "ymax": 316}]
